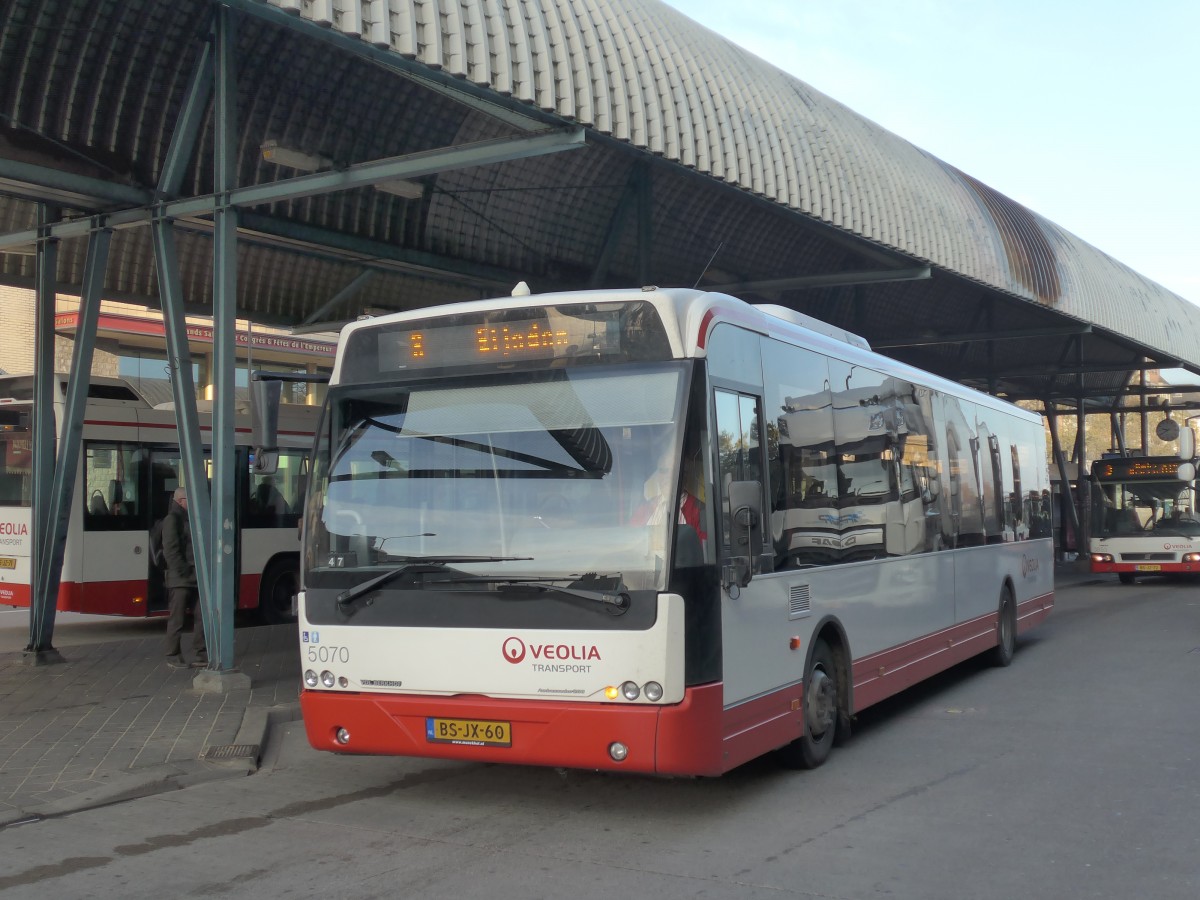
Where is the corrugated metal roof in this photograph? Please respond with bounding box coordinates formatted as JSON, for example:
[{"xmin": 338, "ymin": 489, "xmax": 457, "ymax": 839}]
[
  {"xmin": 262, "ymin": 0, "xmax": 1192, "ymax": 364},
  {"xmin": 0, "ymin": 0, "xmax": 1196, "ymax": 406}
]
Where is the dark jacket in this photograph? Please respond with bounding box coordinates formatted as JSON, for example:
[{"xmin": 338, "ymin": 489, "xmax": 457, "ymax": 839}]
[{"xmin": 161, "ymin": 499, "xmax": 196, "ymax": 590}]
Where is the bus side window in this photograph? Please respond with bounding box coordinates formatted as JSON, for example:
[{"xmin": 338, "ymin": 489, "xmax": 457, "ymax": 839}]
[
  {"xmin": 84, "ymin": 442, "xmax": 141, "ymax": 529},
  {"xmin": 715, "ymin": 389, "xmax": 765, "ymax": 572}
]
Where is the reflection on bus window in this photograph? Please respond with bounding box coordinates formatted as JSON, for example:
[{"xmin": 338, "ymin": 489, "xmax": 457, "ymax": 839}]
[
  {"xmin": 83, "ymin": 442, "xmax": 143, "ymax": 530},
  {"xmin": 247, "ymin": 450, "xmax": 307, "ymax": 526},
  {"xmin": 0, "ymin": 409, "xmax": 32, "ymax": 507}
]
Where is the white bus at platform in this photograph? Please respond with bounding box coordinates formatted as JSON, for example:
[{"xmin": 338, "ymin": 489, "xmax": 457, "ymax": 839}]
[
  {"xmin": 0, "ymin": 374, "xmax": 316, "ymax": 622},
  {"xmin": 1089, "ymin": 453, "xmax": 1200, "ymax": 584},
  {"xmin": 294, "ymin": 287, "xmax": 1054, "ymax": 776}
]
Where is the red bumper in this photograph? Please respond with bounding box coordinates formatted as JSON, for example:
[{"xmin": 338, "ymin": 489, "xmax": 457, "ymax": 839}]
[{"xmin": 301, "ymin": 683, "xmax": 732, "ymax": 776}]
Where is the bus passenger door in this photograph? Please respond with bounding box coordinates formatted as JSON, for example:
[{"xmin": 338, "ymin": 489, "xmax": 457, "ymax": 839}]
[
  {"xmin": 715, "ymin": 389, "xmax": 787, "ymax": 707},
  {"xmin": 714, "ymin": 390, "xmax": 768, "ymax": 581},
  {"xmin": 146, "ymin": 449, "xmax": 187, "ymax": 613},
  {"xmin": 80, "ymin": 441, "xmax": 156, "ymax": 616}
]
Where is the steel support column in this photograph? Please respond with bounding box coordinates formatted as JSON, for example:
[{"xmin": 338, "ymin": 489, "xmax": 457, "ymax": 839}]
[
  {"xmin": 1140, "ymin": 368, "xmax": 1149, "ymax": 452},
  {"xmin": 153, "ymin": 11, "xmax": 217, "ymax": 660},
  {"xmin": 1045, "ymin": 404, "xmax": 1081, "ymax": 559},
  {"xmin": 208, "ymin": 4, "xmax": 239, "ymax": 672},
  {"xmin": 159, "ymin": 36, "xmax": 214, "ymax": 198},
  {"xmin": 150, "ymin": 216, "xmax": 213, "ymax": 621},
  {"xmin": 27, "ymin": 224, "xmax": 111, "ymax": 654},
  {"xmin": 26, "ymin": 204, "xmax": 62, "ymax": 658}
]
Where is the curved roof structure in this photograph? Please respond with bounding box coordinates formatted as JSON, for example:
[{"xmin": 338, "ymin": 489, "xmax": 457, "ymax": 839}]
[{"xmin": 0, "ymin": 0, "xmax": 1197, "ymax": 407}]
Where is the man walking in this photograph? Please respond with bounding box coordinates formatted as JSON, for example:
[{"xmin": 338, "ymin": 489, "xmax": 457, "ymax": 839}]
[{"xmin": 162, "ymin": 486, "xmax": 207, "ymax": 669}]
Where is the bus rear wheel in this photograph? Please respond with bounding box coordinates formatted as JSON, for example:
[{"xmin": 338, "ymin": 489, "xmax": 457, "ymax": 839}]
[
  {"xmin": 779, "ymin": 638, "xmax": 839, "ymax": 769},
  {"xmin": 988, "ymin": 585, "xmax": 1017, "ymax": 667},
  {"xmin": 258, "ymin": 557, "xmax": 299, "ymax": 625}
]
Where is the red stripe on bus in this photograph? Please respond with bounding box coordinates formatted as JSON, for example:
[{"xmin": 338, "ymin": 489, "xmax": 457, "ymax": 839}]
[
  {"xmin": 851, "ymin": 591, "xmax": 1055, "ymax": 711},
  {"xmin": 300, "ymin": 590, "xmax": 1057, "ymax": 777},
  {"xmin": 695, "ymin": 310, "xmax": 716, "ymax": 349},
  {"xmin": 2, "ymin": 575, "xmax": 270, "ymax": 617}
]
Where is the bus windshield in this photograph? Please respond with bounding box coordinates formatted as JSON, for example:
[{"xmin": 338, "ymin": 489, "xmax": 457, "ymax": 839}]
[
  {"xmin": 1093, "ymin": 479, "xmax": 1200, "ymax": 538},
  {"xmin": 306, "ymin": 362, "xmax": 692, "ymax": 593}
]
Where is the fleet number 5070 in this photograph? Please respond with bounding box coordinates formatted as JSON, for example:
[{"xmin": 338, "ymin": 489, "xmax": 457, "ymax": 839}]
[{"xmin": 307, "ymin": 645, "xmax": 350, "ymax": 663}]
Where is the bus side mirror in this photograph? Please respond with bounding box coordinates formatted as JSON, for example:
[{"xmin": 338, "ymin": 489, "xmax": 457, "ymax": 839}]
[
  {"xmin": 251, "ymin": 374, "xmax": 282, "ymax": 475},
  {"xmin": 1180, "ymin": 426, "xmax": 1195, "ymax": 462}
]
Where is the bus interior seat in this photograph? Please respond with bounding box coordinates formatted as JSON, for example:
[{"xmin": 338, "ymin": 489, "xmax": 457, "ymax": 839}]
[{"xmin": 89, "ymin": 489, "xmax": 109, "ymax": 516}]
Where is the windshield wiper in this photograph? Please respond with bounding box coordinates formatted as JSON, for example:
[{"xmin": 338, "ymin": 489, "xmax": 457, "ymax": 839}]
[
  {"xmin": 442, "ymin": 574, "xmax": 631, "ymax": 614},
  {"xmin": 336, "ymin": 556, "xmax": 531, "ymax": 608}
]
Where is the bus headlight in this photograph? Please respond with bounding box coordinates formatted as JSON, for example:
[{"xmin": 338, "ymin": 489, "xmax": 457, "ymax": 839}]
[
  {"xmin": 304, "ymin": 669, "xmax": 319, "ymax": 688},
  {"xmin": 608, "ymin": 742, "xmax": 629, "ymax": 761},
  {"xmin": 621, "ymin": 681, "xmax": 640, "ymax": 701},
  {"xmin": 321, "ymin": 670, "xmax": 336, "ymax": 688},
  {"xmin": 643, "ymin": 681, "xmax": 663, "ymax": 702},
  {"xmin": 1184, "ymin": 553, "xmax": 1200, "ymax": 563},
  {"xmin": 1091, "ymin": 553, "xmax": 1114, "ymax": 564}
]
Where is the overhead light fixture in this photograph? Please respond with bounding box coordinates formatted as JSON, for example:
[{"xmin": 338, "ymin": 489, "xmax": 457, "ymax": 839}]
[
  {"xmin": 260, "ymin": 140, "xmax": 332, "ymax": 172},
  {"xmin": 374, "ymin": 178, "xmax": 425, "ymax": 200}
]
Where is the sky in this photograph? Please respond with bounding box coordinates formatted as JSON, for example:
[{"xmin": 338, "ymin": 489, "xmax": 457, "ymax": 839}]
[{"xmin": 659, "ymin": 0, "xmax": 1200, "ymax": 307}]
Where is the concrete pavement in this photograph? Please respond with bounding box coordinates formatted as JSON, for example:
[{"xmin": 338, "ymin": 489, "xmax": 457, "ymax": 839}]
[
  {"xmin": 0, "ymin": 561, "xmax": 1101, "ymax": 829},
  {"xmin": 0, "ymin": 620, "xmax": 301, "ymax": 827}
]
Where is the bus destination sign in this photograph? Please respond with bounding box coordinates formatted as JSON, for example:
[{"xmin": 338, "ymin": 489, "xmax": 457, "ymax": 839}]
[
  {"xmin": 337, "ymin": 299, "xmax": 676, "ymax": 384},
  {"xmin": 380, "ymin": 318, "xmax": 576, "ymax": 370},
  {"xmin": 1095, "ymin": 458, "xmax": 1187, "ymax": 480}
]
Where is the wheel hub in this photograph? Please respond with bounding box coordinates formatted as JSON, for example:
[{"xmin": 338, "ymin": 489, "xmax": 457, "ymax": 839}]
[{"xmin": 807, "ymin": 667, "xmax": 836, "ymax": 737}]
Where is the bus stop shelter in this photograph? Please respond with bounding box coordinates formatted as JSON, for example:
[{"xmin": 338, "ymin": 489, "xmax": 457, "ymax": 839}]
[{"xmin": 2, "ymin": 0, "xmax": 1199, "ymax": 679}]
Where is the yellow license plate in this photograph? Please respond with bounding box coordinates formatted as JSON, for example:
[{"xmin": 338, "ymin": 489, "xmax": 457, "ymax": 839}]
[
  {"xmin": 426, "ymin": 717, "xmax": 512, "ymax": 747},
  {"xmin": 1135, "ymin": 564, "xmax": 1162, "ymax": 572},
  {"xmin": 0, "ymin": 558, "xmax": 15, "ymax": 569}
]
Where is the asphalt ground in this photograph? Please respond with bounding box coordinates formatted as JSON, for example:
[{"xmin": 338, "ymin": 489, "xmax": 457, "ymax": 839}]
[{"xmin": 0, "ymin": 562, "xmax": 1100, "ymax": 829}]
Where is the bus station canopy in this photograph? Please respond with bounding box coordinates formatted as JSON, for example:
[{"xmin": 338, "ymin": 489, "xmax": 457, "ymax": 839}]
[{"xmin": 1, "ymin": 0, "xmax": 1198, "ymax": 412}]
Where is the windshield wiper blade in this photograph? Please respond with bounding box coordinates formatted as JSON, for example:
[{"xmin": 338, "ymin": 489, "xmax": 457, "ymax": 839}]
[
  {"xmin": 507, "ymin": 581, "xmax": 631, "ymax": 612},
  {"xmin": 336, "ymin": 556, "xmax": 531, "ymax": 608},
  {"xmin": 442, "ymin": 575, "xmax": 631, "ymax": 613}
]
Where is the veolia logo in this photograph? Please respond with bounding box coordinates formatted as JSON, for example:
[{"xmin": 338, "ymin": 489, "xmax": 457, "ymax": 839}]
[{"xmin": 502, "ymin": 637, "xmax": 526, "ymax": 664}]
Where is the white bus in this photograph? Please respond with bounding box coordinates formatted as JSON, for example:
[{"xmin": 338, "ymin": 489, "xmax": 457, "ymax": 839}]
[
  {"xmin": 295, "ymin": 287, "xmax": 1054, "ymax": 775},
  {"xmin": 0, "ymin": 374, "xmax": 316, "ymax": 622},
  {"xmin": 1089, "ymin": 455, "xmax": 1200, "ymax": 583}
]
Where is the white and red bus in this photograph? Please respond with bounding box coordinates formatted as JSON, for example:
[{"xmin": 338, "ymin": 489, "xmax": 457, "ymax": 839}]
[
  {"xmin": 1088, "ymin": 454, "xmax": 1200, "ymax": 583},
  {"xmin": 0, "ymin": 373, "xmax": 316, "ymax": 622},
  {"xmin": 294, "ymin": 287, "xmax": 1054, "ymax": 775}
]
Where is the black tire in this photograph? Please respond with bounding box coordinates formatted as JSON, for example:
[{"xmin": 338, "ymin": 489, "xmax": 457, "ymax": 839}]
[
  {"xmin": 989, "ymin": 586, "xmax": 1017, "ymax": 667},
  {"xmin": 779, "ymin": 639, "xmax": 840, "ymax": 769},
  {"xmin": 258, "ymin": 557, "xmax": 299, "ymax": 625},
  {"xmin": 1118, "ymin": 573, "xmax": 1136, "ymax": 585}
]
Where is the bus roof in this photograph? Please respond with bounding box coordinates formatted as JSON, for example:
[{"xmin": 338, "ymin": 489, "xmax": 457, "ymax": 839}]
[{"xmin": 331, "ymin": 286, "xmax": 1040, "ymax": 425}]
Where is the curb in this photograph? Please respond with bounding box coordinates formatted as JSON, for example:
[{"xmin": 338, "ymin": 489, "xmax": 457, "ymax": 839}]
[
  {"xmin": 204, "ymin": 703, "xmax": 303, "ymax": 772},
  {"xmin": 0, "ymin": 703, "xmax": 302, "ymax": 830}
]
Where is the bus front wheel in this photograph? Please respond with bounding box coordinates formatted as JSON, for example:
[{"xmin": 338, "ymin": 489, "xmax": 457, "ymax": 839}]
[
  {"xmin": 1118, "ymin": 573, "xmax": 1136, "ymax": 585},
  {"xmin": 779, "ymin": 638, "xmax": 839, "ymax": 769},
  {"xmin": 258, "ymin": 557, "xmax": 299, "ymax": 625}
]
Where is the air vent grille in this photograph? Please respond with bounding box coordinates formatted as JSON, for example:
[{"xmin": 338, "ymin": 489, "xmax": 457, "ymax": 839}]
[{"xmin": 789, "ymin": 584, "xmax": 812, "ymax": 618}]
